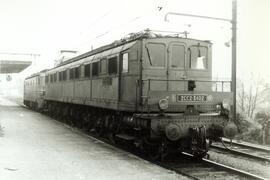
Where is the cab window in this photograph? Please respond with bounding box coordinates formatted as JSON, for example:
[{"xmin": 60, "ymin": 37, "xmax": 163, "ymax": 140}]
[
  {"xmin": 145, "ymin": 43, "xmax": 166, "ymax": 67},
  {"xmin": 171, "ymin": 44, "xmax": 185, "ymax": 68},
  {"xmin": 188, "ymin": 46, "xmax": 208, "ymax": 70}
]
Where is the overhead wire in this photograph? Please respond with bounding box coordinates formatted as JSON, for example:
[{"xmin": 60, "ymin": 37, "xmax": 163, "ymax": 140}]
[
  {"xmin": 77, "ymin": 1, "xmax": 167, "ymax": 51},
  {"xmin": 78, "ymin": 15, "xmax": 143, "ymax": 50}
]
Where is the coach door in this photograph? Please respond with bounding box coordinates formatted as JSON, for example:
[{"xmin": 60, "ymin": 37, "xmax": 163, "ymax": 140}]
[{"xmin": 167, "ymin": 42, "xmax": 187, "ymax": 91}]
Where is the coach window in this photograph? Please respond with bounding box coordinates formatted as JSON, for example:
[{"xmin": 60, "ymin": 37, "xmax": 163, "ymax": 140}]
[
  {"xmin": 108, "ymin": 56, "xmax": 117, "ymax": 74},
  {"xmin": 189, "ymin": 45, "xmax": 208, "ymax": 70},
  {"xmin": 100, "ymin": 58, "xmax": 107, "ymax": 74},
  {"xmin": 145, "ymin": 43, "xmax": 166, "ymax": 67},
  {"xmin": 75, "ymin": 67, "xmax": 80, "ymax": 79},
  {"xmin": 92, "ymin": 62, "xmax": 99, "ymax": 76},
  {"xmin": 122, "ymin": 53, "xmax": 128, "ymax": 73},
  {"xmin": 84, "ymin": 64, "xmax": 90, "ymax": 78},
  {"xmin": 171, "ymin": 44, "xmax": 185, "ymax": 68}
]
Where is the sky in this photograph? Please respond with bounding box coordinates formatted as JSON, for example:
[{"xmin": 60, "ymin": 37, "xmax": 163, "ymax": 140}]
[{"xmin": 0, "ymin": 0, "xmax": 270, "ymax": 82}]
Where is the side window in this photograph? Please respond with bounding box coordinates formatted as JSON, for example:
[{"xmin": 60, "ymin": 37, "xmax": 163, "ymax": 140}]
[
  {"xmin": 108, "ymin": 57, "xmax": 117, "ymax": 74},
  {"xmin": 59, "ymin": 72, "xmax": 62, "ymax": 81},
  {"xmin": 50, "ymin": 74, "xmax": 53, "ymax": 83},
  {"xmin": 63, "ymin": 70, "xmax": 67, "ymax": 81},
  {"xmin": 80, "ymin": 65, "xmax": 84, "ymax": 77},
  {"xmin": 70, "ymin": 68, "xmax": 74, "ymax": 80},
  {"xmin": 92, "ymin": 62, "xmax": 99, "ymax": 76},
  {"xmin": 100, "ymin": 58, "xmax": 107, "ymax": 74},
  {"xmin": 54, "ymin": 73, "xmax": 57, "ymax": 82},
  {"xmin": 84, "ymin": 64, "xmax": 90, "ymax": 78},
  {"xmin": 45, "ymin": 75, "xmax": 49, "ymax": 83},
  {"xmin": 145, "ymin": 43, "xmax": 166, "ymax": 67},
  {"xmin": 75, "ymin": 67, "xmax": 80, "ymax": 79},
  {"xmin": 189, "ymin": 46, "xmax": 208, "ymax": 70},
  {"xmin": 122, "ymin": 53, "xmax": 128, "ymax": 73},
  {"xmin": 171, "ymin": 44, "xmax": 185, "ymax": 68}
]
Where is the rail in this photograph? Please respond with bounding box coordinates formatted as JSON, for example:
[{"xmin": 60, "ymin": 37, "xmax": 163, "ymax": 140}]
[
  {"xmin": 221, "ymin": 138, "xmax": 270, "ymax": 153},
  {"xmin": 182, "ymin": 152, "xmax": 267, "ymax": 180},
  {"xmin": 211, "ymin": 143, "xmax": 270, "ymax": 163}
]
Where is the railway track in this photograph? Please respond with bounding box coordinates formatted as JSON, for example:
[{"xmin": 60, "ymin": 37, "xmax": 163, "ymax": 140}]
[
  {"xmin": 211, "ymin": 139, "xmax": 270, "ymax": 163},
  {"xmin": 159, "ymin": 152, "xmax": 267, "ymax": 180},
  {"xmin": 61, "ymin": 123, "xmax": 268, "ymax": 180}
]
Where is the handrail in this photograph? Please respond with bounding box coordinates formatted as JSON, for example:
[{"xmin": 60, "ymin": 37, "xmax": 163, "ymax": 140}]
[
  {"xmin": 142, "ymin": 79, "xmax": 231, "ymax": 93},
  {"xmin": 142, "ymin": 79, "xmax": 231, "ymax": 83}
]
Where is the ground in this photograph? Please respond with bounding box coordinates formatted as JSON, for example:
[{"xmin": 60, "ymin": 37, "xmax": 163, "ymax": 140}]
[{"xmin": 0, "ymin": 96, "xmax": 187, "ymax": 180}]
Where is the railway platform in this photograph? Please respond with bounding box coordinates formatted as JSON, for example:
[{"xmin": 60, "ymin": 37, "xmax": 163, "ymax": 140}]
[{"xmin": 0, "ymin": 96, "xmax": 186, "ymax": 180}]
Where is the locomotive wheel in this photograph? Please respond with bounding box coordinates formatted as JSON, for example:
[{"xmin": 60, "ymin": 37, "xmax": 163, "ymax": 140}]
[
  {"xmin": 107, "ymin": 116, "xmax": 117, "ymax": 144},
  {"xmin": 107, "ymin": 132, "xmax": 116, "ymax": 144},
  {"xmin": 144, "ymin": 138, "xmax": 167, "ymax": 161},
  {"xmin": 95, "ymin": 116, "xmax": 105, "ymax": 137},
  {"xmin": 191, "ymin": 126, "xmax": 209, "ymax": 158}
]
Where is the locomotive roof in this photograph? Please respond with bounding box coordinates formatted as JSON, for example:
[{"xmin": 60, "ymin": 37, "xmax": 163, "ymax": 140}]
[
  {"xmin": 55, "ymin": 30, "xmax": 211, "ymax": 68},
  {"xmin": 25, "ymin": 69, "xmax": 47, "ymax": 80},
  {"xmin": 25, "ymin": 30, "xmax": 211, "ymax": 79}
]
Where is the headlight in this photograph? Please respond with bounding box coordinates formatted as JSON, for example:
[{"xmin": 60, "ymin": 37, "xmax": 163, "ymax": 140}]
[
  {"xmin": 159, "ymin": 98, "xmax": 169, "ymax": 110},
  {"xmin": 216, "ymin": 104, "xmax": 222, "ymax": 111},
  {"xmin": 222, "ymin": 99, "xmax": 231, "ymax": 111}
]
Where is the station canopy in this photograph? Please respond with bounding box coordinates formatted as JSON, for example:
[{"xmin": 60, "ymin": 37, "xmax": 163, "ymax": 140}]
[
  {"xmin": 0, "ymin": 53, "xmax": 37, "ymax": 74},
  {"xmin": 0, "ymin": 60, "xmax": 32, "ymax": 73}
]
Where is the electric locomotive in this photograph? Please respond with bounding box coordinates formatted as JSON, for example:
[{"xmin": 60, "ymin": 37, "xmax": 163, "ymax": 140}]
[{"xmin": 24, "ymin": 30, "xmax": 236, "ymax": 160}]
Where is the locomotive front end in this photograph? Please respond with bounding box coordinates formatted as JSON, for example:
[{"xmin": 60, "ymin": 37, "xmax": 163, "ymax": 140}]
[
  {"xmin": 137, "ymin": 81, "xmax": 236, "ymax": 157},
  {"xmin": 136, "ymin": 36, "xmax": 237, "ymax": 158}
]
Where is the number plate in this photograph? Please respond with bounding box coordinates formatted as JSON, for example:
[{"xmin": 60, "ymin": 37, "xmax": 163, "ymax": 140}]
[{"xmin": 177, "ymin": 94, "xmax": 207, "ymax": 102}]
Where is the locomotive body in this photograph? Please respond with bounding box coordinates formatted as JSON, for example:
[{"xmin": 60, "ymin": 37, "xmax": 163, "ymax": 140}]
[{"xmin": 24, "ymin": 31, "xmax": 235, "ymax": 159}]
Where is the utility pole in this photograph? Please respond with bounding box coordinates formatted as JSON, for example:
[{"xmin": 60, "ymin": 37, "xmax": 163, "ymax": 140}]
[
  {"xmin": 231, "ymin": 0, "xmax": 237, "ymax": 122},
  {"xmin": 164, "ymin": 0, "xmax": 237, "ymax": 122}
]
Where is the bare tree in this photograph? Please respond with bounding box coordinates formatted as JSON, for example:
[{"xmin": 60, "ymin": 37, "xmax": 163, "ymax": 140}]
[{"xmin": 237, "ymin": 76, "xmax": 261, "ymax": 119}]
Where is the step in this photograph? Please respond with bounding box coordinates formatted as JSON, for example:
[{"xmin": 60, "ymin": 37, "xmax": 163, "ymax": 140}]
[{"xmin": 115, "ymin": 134, "xmax": 135, "ymax": 141}]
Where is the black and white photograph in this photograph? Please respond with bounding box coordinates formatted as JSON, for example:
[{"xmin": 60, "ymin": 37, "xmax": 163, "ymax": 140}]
[{"xmin": 0, "ymin": 0, "xmax": 270, "ymax": 179}]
